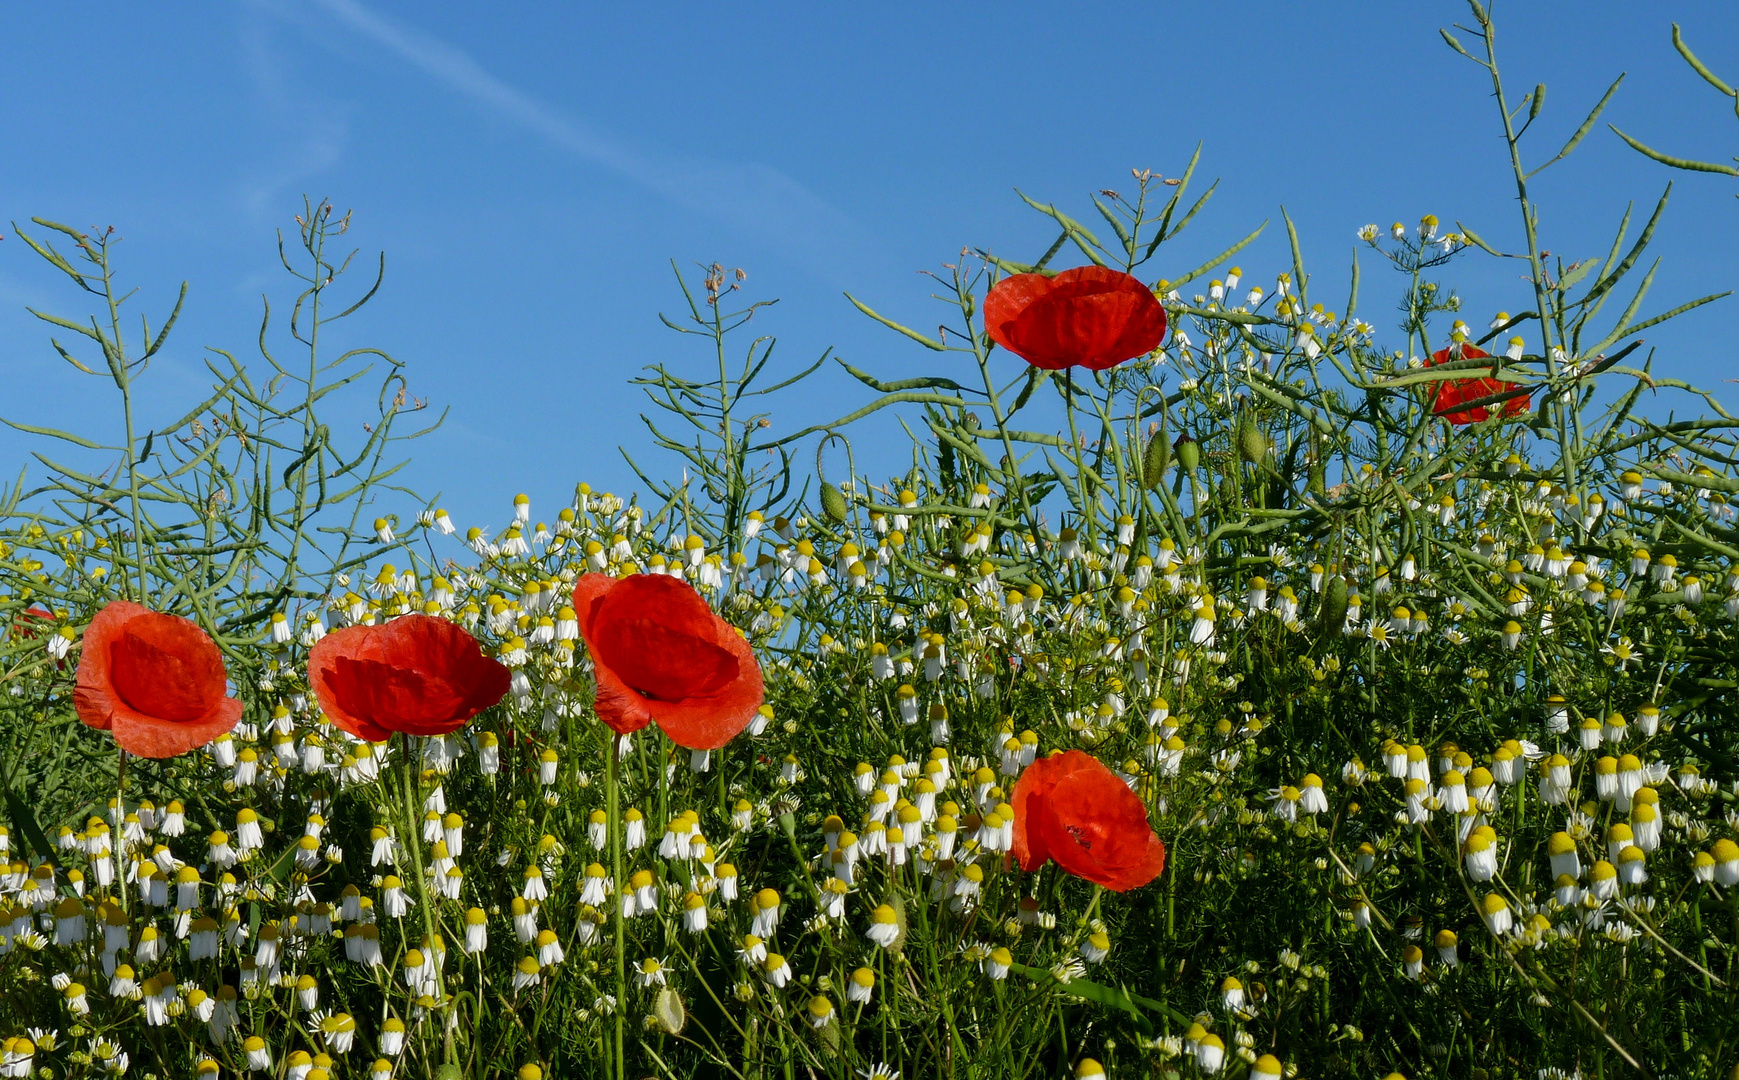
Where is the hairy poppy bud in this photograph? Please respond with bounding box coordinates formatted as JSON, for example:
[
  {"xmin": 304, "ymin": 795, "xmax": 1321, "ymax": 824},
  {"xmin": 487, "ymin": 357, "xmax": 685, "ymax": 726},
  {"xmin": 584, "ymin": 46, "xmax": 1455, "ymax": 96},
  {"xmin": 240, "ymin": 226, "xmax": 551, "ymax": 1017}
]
[
  {"xmin": 1174, "ymin": 434, "xmax": 1200, "ymax": 475},
  {"xmin": 820, "ymin": 481, "xmax": 849, "ymax": 524},
  {"xmin": 1141, "ymin": 430, "xmax": 1170, "ymax": 490},
  {"xmin": 1319, "ymin": 575, "xmax": 1349, "ymax": 633},
  {"xmin": 1237, "ymin": 413, "xmax": 1266, "ymax": 465}
]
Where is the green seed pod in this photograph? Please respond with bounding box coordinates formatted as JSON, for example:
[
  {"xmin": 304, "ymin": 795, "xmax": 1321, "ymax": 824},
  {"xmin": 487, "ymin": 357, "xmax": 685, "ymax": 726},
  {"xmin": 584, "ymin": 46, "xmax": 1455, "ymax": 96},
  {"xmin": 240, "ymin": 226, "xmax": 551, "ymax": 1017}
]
[
  {"xmin": 1142, "ymin": 431, "xmax": 1170, "ymax": 490},
  {"xmin": 1174, "ymin": 434, "xmax": 1200, "ymax": 474},
  {"xmin": 820, "ymin": 481, "xmax": 849, "ymax": 524},
  {"xmin": 1237, "ymin": 413, "xmax": 1266, "ymax": 465},
  {"xmin": 1319, "ymin": 574, "xmax": 1349, "ymax": 633}
]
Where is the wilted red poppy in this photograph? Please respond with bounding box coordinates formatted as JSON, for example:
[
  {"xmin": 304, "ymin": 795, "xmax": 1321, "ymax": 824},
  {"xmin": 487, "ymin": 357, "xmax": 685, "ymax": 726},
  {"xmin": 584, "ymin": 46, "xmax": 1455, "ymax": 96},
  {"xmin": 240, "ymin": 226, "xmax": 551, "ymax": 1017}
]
[
  {"xmin": 73, "ymin": 601, "xmax": 243, "ymax": 759},
  {"xmin": 572, "ymin": 573, "xmax": 764, "ymax": 750},
  {"xmin": 984, "ymin": 266, "xmax": 1167, "ymax": 371},
  {"xmin": 309, "ymin": 613, "xmax": 511, "ymax": 743},
  {"xmin": 1011, "ymin": 749, "xmax": 1167, "ymax": 892},
  {"xmin": 1427, "ymin": 344, "xmax": 1531, "ymax": 424}
]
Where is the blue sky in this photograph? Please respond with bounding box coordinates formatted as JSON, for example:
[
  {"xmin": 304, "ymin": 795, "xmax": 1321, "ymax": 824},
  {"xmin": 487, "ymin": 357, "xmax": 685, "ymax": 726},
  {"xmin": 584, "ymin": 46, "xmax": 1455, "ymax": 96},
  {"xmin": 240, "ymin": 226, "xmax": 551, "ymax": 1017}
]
[{"xmin": 4, "ymin": 1, "xmax": 1738, "ymax": 534}]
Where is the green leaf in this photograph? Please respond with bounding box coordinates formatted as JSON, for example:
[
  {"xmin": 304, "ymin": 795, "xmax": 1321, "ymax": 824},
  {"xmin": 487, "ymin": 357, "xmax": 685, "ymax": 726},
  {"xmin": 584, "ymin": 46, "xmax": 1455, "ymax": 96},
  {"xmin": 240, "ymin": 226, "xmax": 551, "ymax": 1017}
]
[
  {"xmin": 1556, "ymin": 258, "xmax": 1599, "ymax": 293},
  {"xmin": 25, "ymin": 306, "xmax": 106, "ymax": 344},
  {"xmin": 11, "ymin": 220, "xmax": 92, "ymax": 288},
  {"xmin": 1007, "ymin": 962, "xmax": 1191, "ymax": 1030},
  {"xmin": 1283, "ymin": 207, "xmax": 1307, "ymax": 303},
  {"xmin": 4, "ymin": 785, "xmax": 55, "ymax": 861},
  {"xmin": 1149, "ymin": 143, "xmax": 1203, "ymax": 252},
  {"xmin": 1581, "ymin": 185, "xmax": 1672, "ymax": 309},
  {"xmin": 1014, "ymin": 191, "xmax": 1108, "ymax": 266},
  {"xmin": 143, "ymin": 281, "xmax": 188, "ymax": 358},
  {"xmin": 1453, "ymin": 221, "xmax": 1507, "ymax": 258},
  {"xmin": 49, "ymin": 337, "xmax": 96, "ymax": 374},
  {"xmin": 1091, "ymin": 195, "xmax": 1133, "ymax": 256},
  {"xmin": 1439, "ymin": 29, "xmax": 1473, "ymax": 61}
]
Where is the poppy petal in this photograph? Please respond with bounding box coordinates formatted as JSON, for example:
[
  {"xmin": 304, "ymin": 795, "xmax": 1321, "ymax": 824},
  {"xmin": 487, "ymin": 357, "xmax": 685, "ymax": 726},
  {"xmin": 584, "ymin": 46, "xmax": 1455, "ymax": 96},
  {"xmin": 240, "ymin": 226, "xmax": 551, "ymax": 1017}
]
[
  {"xmin": 590, "ymin": 576, "xmax": 739, "ymax": 701},
  {"xmin": 643, "ymin": 623, "xmax": 765, "ymax": 750},
  {"xmin": 1012, "ymin": 750, "xmax": 1167, "ymax": 892},
  {"xmin": 589, "ymin": 653, "xmax": 659, "ymax": 737},
  {"xmin": 1041, "ymin": 762, "xmax": 1167, "ymax": 891},
  {"xmin": 985, "ymin": 273, "xmax": 1058, "ymax": 355},
  {"xmin": 112, "ymin": 696, "xmax": 245, "ymax": 759},
  {"xmin": 572, "ymin": 571, "xmax": 620, "ymax": 636},
  {"xmin": 74, "ymin": 601, "xmax": 241, "ymax": 758},
  {"xmin": 986, "ymin": 267, "xmax": 1166, "ymax": 371},
  {"xmin": 1011, "ymin": 754, "xmax": 1067, "ymax": 870},
  {"xmin": 1426, "ymin": 345, "xmax": 1531, "ymax": 425},
  {"xmin": 73, "ymin": 600, "xmax": 145, "ymax": 733},
  {"xmin": 109, "ymin": 616, "xmax": 225, "ymax": 721},
  {"xmin": 572, "ymin": 572, "xmax": 765, "ymax": 748},
  {"xmin": 308, "ymin": 615, "xmax": 509, "ymax": 741}
]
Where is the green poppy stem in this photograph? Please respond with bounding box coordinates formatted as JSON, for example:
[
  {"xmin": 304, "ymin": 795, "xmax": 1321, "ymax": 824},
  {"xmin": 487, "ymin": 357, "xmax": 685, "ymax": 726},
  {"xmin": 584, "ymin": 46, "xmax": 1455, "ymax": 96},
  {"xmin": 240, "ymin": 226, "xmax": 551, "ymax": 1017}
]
[
  {"xmin": 606, "ymin": 733, "xmax": 626, "ymax": 1080},
  {"xmin": 398, "ymin": 736, "xmax": 453, "ymax": 1072}
]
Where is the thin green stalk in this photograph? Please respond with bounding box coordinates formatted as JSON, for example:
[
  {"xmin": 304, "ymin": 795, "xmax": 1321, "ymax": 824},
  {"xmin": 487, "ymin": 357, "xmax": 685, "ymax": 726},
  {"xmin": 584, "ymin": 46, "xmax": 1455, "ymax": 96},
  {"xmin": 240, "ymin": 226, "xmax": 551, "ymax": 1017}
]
[
  {"xmin": 398, "ymin": 737, "xmax": 453, "ymax": 1071},
  {"xmin": 1465, "ymin": 6, "xmax": 1580, "ymax": 497},
  {"xmin": 608, "ymin": 733, "xmax": 627, "ymax": 1080}
]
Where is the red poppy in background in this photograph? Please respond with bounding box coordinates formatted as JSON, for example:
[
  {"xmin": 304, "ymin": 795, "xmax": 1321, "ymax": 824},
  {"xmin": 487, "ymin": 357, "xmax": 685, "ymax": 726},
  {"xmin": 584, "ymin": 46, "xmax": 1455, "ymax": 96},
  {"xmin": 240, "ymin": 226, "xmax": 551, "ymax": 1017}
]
[
  {"xmin": 309, "ymin": 613, "xmax": 511, "ymax": 743},
  {"xmin": 1012, "ymin": 749, "xmax": 1167, "ymax": 892},
  {"xmin": 74, "ymin": 601, "xmax": 243, "ymax": 759},
  {"xmin": 10, "ymin": 606, "xmax": 54, "ymax": 635},
  {"xmin": 984, "ymin": 266, "xmax": 1167, "ymax": 371},
  {"xmin": 1427, "ymin": 344, "xmax": 1531, "ymax": 425},
  {"xmin": 572, "ymin": 573, "xmax": 764, "ymax": 750}
]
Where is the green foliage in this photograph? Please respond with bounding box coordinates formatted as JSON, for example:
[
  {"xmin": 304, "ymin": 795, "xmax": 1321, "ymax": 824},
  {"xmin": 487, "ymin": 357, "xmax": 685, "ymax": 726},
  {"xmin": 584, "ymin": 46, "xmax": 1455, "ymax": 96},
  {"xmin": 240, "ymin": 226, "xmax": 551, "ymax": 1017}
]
[{"xmin": 6, "ymin": 6, "xmax": 1739, "ymax": 1079}]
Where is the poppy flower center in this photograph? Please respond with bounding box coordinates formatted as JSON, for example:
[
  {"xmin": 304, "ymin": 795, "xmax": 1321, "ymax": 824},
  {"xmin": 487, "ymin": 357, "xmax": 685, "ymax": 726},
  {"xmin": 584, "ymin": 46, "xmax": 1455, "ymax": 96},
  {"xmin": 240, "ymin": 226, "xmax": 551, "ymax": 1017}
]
[
  {"xmin": 109, "ymin": 620, "xmax": 221, "ymax": 722},
  {"xmin": 1064, "ymin": 824, "xmax": 1097, "ymax": 852}
]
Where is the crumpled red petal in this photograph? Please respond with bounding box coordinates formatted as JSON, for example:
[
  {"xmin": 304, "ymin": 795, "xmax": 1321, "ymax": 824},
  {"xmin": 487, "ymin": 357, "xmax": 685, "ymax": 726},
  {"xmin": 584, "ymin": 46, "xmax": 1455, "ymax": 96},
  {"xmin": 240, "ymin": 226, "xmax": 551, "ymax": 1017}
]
[
  {"xmin": 986, "ymin": 266, "xmax": 1167, "ymax": 371},
  {"xmin": 573, "ymin": 573, "xmax": 765, "ymax": 749},
  {"xmin": 1011, "ymin": 750, "xmax": 1168, "ymax": 892},
  {"xmin": 1427, "ymin": 344, "xmax": 1532, "ymax": 425},
  {"xmin": 309, "ymin": 614, "xmax": 510, "ymax": 742},
  {"xmin": 74, "ymin": 600, "xmax": 242, "ymax": 759}
]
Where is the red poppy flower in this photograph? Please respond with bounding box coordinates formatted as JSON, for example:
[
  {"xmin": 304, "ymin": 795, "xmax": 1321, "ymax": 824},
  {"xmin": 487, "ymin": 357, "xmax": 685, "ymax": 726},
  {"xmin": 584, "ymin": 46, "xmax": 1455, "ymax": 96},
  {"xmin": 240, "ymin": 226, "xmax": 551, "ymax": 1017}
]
[
  {"xmin": 1427, "ymin": 344, "xmax": 1531, "ymax": 424},
  {"xmin": 73, "ymin": 601, "xmax": 243, "ymax": 759},
  {"xmin": 572, "ymin": 573, "xmax": 764, "ymax": 750},
  {"xmin": 984, "ymin": 266, "xmax": 1167, "ymax": 371},
  {"xmin": 1011, "ymin": 749, "xmax": 1167, "ymax": 892},
  {"xmin": 10, "ymin": 606, "xmax": 54, "ymax": 636},
  {"xmin": 309, "ymin": 614, "xmax": 511, "ymax": 743}
]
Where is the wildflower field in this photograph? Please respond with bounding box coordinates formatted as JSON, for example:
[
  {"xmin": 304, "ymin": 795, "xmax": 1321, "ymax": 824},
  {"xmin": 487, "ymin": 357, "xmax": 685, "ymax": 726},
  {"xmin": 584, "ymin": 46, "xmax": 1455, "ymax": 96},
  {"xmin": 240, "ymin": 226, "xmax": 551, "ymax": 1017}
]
[{"xmin": 6, "ymin": 7, "xmax": 1739, "ymax": 1079}]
